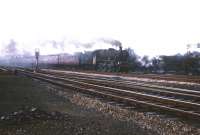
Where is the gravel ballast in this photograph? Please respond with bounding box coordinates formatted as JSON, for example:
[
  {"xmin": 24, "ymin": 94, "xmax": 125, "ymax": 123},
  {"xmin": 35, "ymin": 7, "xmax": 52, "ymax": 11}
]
[{"xmin": 70, "ymin": 94, "xmax": 200, "ymax": 135}]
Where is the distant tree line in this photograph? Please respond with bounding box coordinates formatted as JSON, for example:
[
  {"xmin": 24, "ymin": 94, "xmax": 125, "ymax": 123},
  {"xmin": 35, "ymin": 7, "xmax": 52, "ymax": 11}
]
[{"xmin": 127, "ymin": 50, "xmax": 200, "ymax": 75}]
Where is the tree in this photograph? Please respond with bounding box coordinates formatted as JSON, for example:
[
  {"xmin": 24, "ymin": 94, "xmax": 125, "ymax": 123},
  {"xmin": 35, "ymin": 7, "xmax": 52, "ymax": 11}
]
[{"xmin": 151, "ymin": 57, "xmax": 161, "ymax": 72}]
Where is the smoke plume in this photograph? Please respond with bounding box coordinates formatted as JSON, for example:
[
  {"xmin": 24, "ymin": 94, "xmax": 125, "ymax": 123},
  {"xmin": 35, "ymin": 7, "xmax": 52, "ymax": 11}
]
[
  {"xmin": 69, "ymin": 40, "xmax": 96, "ymax": 49},
  {"xmin": 4, "ymin": 39, "xmax": 18, "ymax": 55},
  {"xmin": 43, "ymin": 40, "xmax": 65, "ymax": 51},
  {"xmin": 98, "ymin": 38, "xmax": 122, "ymax": 48}
]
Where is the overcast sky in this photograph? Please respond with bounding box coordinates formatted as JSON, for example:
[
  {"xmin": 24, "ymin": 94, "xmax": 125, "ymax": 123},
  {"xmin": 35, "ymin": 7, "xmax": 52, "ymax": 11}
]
[{"xmin": 0, "ymin": 0, "xmax": 200, "ymax": 57}]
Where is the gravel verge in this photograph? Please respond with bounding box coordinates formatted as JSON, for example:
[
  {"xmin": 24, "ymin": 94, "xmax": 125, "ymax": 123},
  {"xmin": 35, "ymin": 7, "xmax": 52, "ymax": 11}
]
[
  {"xmin": 70, "ymin": 94, "xmax": 200, "ymax": 135},
  {"xmin": 48, "ymin": 82, "xmax": 200, "ymax": 135}
]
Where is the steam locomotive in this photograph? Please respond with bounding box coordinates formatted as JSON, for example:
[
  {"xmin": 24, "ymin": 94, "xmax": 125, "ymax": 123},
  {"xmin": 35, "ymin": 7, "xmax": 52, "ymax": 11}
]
[{"xmin": 12, "ymin": 47, "xmax": 130, "ymax": 72}]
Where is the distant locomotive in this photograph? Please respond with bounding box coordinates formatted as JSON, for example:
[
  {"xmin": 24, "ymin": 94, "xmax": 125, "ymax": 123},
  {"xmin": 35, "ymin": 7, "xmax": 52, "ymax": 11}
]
[
  {"xmin": 77, "ymin": 45, "xmax": 130, "ymax": 72},
  {"xmin": 13, "ymin": 47, "xmax": 130, "ymax": 72},
  {"xmin": 91, "ymin": 47, "xmax": 129, "ymax": 72}
]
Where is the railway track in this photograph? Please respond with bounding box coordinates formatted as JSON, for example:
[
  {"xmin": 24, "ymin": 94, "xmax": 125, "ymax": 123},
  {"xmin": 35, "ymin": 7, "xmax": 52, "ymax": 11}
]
[
  {"xmin": 14, "ymin": 68, "xmax": 200, "ymax": 121},
  {"xmin": 120, "ymin": 72, "xmax": 200, "ymax": 83},
  {"xmin": 50, "ymin": 69, "xmax": 200, "ymax": 83},
  {"xmin": 40, "ymin": 70, "xmax": 200, "ymax": 100},
  {"xmin": 0, "ymin": 67, "xmax": 8, "ymax": 72},
  {"xmin": 131, "ymin": 74, "xmax": 200, "ymax": 83}
]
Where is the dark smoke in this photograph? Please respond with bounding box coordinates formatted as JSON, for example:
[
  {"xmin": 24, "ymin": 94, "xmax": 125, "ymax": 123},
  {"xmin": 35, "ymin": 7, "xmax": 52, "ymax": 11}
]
[
  {"xmin": 98, "ymin": 38, "xmax": 122, "ymax": 48},
  {"xmin": 41, "ymin": 38, "xmax": 122, "ymax": 52}
]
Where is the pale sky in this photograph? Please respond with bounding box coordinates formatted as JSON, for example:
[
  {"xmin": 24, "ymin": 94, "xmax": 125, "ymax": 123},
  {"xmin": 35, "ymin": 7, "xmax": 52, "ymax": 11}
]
[{"xmin": 0, "ymin": 0, "xmax": 200, "ymax": 57}]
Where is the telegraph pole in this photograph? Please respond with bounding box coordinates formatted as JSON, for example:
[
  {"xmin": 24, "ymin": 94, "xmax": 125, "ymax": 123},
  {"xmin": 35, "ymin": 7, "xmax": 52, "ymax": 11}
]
[{"xmin": 35, "ymin": 48, "xmax": 40, "ymax": 71}]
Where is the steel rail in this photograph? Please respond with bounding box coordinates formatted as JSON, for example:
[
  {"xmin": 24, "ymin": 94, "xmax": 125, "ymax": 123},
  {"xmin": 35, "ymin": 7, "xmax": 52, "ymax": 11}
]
[
  {"xmin": 38, "ymin": 70, "xmax": 200, "ymax": 103},
  {"xmin": 42, "ymin": 69, "xmax": 200, "ymax": 83},
  {"xmin": 57, "ymin": 75, "xmax": 200, "ymax": 100},
  {"xmin": 40, "ymin": 70, "xmax": 200, "ymax": 98},
  {"xmin": 19, "ymin": 70, "xmax": 200, "ymax": 110},
  {"xmin": 17, "ymin": 69, "xmax": 200, "ymax": 120},
  {"xmin": 0, "ymin": 67, "xmax": 8, "ymax": 71},
  {"xmin": 125, "ymin": 73, "xmax": 200, "ymax": 83}
]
